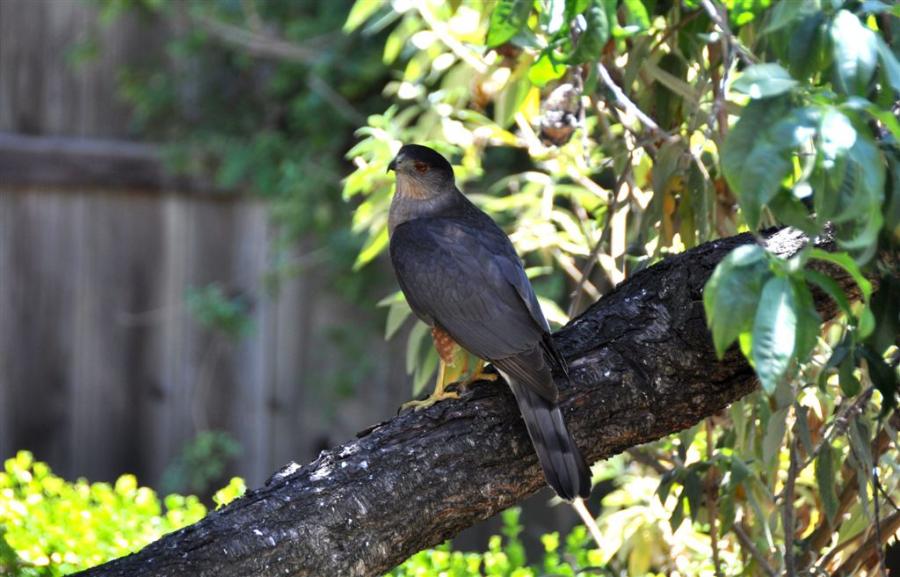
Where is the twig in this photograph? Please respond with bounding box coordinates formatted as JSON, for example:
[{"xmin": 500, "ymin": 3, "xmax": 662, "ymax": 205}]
[
  {"xmin": 625, "ymin": 447, "xmax": 670, "ymax": 475},
  {"xmin": 193, "ymin": 15, "xmax": 365, "ymax": 125},
  {"xmin": 872, "ymin": 465, "xmax": 888, "ymax": 577},
  {"xmin": 732, "ymin": 523, "xmax": 777, "ymax": 577},
  {"xmin": 805, "ymin": 412, "xmax": 900, "ymax": 560},
  {"xmin": 871, "ymin": 412, "xmax": 889, "ymax": 577},
  {"xmin": 782, "ymin": 437, "xmax": 799, "ymax": 577},
  {"xmin": 698, "ymin": 0, "xmax": 756, "ymax": 66},
  {"xmin": 650, "ymin": 9, "xmax": 702, "ymax": 53},
  {"xmin": 829, "ymin": 512, "xmax": 900, "ymax": 576},
  {"xmin": 567, "ymin": 166, "xmax": 630, "ymax": 316},
  {"xmin": 595, "ymin": 63, "xmax": 668, "ymax": 138},
  {"xmin": 195, "ymin": 14, "xmax": 329, "ymax": 64},
  {"xmin": 787, "ymin": 387, "xmax": 874, "ymax": 489},
  {"xmin": 705, "ymin": 419, "xmax": 725, "ymax": 577},
  {"xmin": 307, "ymin": 74, "xmax": 367, "ymax": 125},
  {"xmin": 554, "ymin": 250, "xmax": 602, "ymax": 302}
]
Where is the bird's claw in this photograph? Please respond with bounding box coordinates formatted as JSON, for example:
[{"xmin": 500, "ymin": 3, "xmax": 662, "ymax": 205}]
[{"xmin": 400, "ymin": 390, "xmax": 460, "ymax": 411}]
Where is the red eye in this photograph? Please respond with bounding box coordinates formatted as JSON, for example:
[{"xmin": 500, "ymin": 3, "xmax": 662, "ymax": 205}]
[{"xmin": 414, "ymin": 161, "xmax": 429, "ymax": 173}]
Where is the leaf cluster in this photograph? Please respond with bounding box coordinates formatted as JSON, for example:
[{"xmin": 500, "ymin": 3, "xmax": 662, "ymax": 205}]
[{"xmin": 0, "ymin": 452, "xmax": 209, "ymax": 576}]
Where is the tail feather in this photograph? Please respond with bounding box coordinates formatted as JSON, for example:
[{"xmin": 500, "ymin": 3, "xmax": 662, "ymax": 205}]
[{"xmin": 504, "ymin": 374, "xmax": 591, "ymax": 501}]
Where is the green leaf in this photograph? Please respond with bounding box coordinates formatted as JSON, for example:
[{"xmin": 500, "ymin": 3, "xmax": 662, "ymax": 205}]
[
  {"xmin": 683, "ymin": 470, "xmax": 703, "ymax": 522},
  {"xmin": 816, "ymin": 443, "xmax": 839, "ymax": 524},
  {"xmin": 866, "ymin": 274, "xmax": 900, "ymax": 355},
  {"xmin": 354, "ymin": 227, "xmax": 389, "ymax": 270},
  {"xmin": 857, "ymin": 306, "xmax": 875, "ymax": 339},
  {"xmin": 385, "ymin": 298, "xmax": 413, "ymax": 339},
  {"xmin": 789, "ymin": 276, "xmax": 821, "ymax": 362},
  {"xmin": 412, "ymin": 347, "xmax": 439, "ymax": 396},
  {"xmin": 794, "ymin": 405, "xmax": 814, "ymax": 455},
  {"xmin": 721, "ymin": 99, "xmax": 817, "ymax": 229},
  {"xmin": 568, "ymin": 0, "xmax": 609, "ymax": 64},
  {"xmin": 704, "ymin": 244, "xmax": 771, "ymax": 358},
  {"xmin": 752, "ymin": 276, "xmax": 798, "ymax": 393},
  {"xmin": 487, "ymin": 0, "xmax": 533, "ymax": 47},
  {"xmin": 762, "ymin": 406, "xmax": 788, "ymax": 467},
  {"xmin": 762, "ymin": 0, "xmax": 817, "ymax": 34},
  {"xmin": 528, "ymin": 52, "xmax": 567, "ymax": 87},
  {"xmin": 830, "ymin": 10, "xmax": 878, "ymax": 96},
  {"xmin": 669, "ymin": 491, "xmax": 686, "ymax": 530},
  {"xmin": 657, "ymin": 468, "xmax": 681, "ymax": 503},
  {"xmin": 808, "ymin": 249, "xmax": 872, "ymax": 302},
  {"xmin": 804, "ymin": 269, "xmax": 852, "ymax": 316},
  {"xmin": 344, "ymin": 0, "xmax": 385, "ymax": 32},
  {"xmin": 818, "ymin": 108, "xmax": 857, "ymax": 171},
  {"xmin": 859, "ymin": 345, "xmax": 899, "ymax": 412},
  {"xmin": 838, "ymin": 354, "xmax": 861, "ymax": 396},
  {"xmin": 787, "ymin": 12, "xmax": 830, "ymax": 81},
  {"xmin": 406, "ymin": 321, "xmax": 431, "ymax": 376},
  {"xmin": 622, "ymin": 0, "xmax": 650, "ymax": 31},
  {"xmin": 848, "ymin": 417, "xmax": 873, "ymax": 472},
  {"xmin": 876, "ymin": 36, "xmax": 900, "ymax": 92},
  {"xmin": 731, "ymin": 63, "xmax": 799, "ymax": 99}
]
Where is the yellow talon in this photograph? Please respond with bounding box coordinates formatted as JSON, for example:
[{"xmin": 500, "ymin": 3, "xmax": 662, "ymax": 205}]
[
  {"xmin": 457, "ymin": 358, "xmax": 498, "ymax": 390},
  {"xmin": 401, "ymin": 360, "xmax": 460, "ymax": 411}
]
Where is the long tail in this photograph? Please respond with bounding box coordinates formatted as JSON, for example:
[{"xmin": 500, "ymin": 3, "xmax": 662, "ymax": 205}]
[{"xmin": 503, "ymin": 374, "xmax": 591, "ymax": 500}]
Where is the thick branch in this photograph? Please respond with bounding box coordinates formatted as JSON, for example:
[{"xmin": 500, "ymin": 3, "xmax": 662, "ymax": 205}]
[{"xmin": 75, "ymin": 228, "xmax": 859, "ymax": 577}]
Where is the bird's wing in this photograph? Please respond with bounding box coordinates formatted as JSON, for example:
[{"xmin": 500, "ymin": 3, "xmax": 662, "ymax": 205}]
[{"xmin": 390, "ymin": 216, "xmax": 555, "ymax": 385}]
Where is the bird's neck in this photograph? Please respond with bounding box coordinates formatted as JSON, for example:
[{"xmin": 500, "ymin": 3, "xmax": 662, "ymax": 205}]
[{"xmin": 388, "ymin": 183, "xmax": 465, "ymax": 236}]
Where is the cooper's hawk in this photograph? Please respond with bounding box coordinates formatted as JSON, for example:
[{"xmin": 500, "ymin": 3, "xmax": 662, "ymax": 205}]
[{"xmin": 387, "ymin": 144, "xmax": 591, "ymax": 501}]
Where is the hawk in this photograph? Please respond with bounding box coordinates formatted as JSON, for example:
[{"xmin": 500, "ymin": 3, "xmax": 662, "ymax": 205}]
[{"xmin": 386, "ymin": 144, "xmax": 591, "ymax": 501}]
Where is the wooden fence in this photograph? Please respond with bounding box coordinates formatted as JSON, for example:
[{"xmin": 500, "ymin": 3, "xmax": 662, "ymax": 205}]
[{"xmin": 0, "ymin": 0, "xmax": 409, "ymax": 489}]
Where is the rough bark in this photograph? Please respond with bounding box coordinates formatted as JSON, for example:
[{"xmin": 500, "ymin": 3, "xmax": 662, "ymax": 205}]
[{"xmin": 75, "ymin": 228, "xmax": 857, "ymax": 577}]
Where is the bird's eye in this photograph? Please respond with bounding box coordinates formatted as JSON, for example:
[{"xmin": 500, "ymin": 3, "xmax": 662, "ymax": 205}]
[{"xmin": 414, "ymin": 161, "xmax": 429, "ymax": 173}]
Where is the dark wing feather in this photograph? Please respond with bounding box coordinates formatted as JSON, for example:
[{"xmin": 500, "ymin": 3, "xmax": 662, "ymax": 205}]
[{"xmin": 390, "ymin": 216, "xmax": 557, "ymax": 399}]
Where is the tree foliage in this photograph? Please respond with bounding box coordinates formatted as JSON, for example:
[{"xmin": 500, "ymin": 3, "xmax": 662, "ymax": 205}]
[{"xmin": 342, "ymin": 0, "xmax": 899, "ymax": 574}]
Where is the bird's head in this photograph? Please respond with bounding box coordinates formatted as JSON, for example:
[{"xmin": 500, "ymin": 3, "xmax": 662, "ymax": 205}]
[{"xmin": 387, "ymin": 144, "xmax": 455, "ymax": 198}]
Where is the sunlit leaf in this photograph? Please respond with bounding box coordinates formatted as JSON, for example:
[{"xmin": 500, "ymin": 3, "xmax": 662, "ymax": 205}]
[
  {"xmin": 808, "ymin": 248, "xmax": 872, "ymax": 302},
  {"xmin": 528, "ymin": 52, "xmax": 567, "ymax": 87},
  {"xmin": 830, "ymin": 10, "xmax": 878, "ymax": 96},
  {"xmin": 704, "ymin": 244, "xmax": 771, "ymax": 358},
  {"xmin": 762, "ymin": 406, "xmax": 788, "ymax": 467},
  {"xmin": 567, "ymin": 0, "xmax": 609, "ymax": 63},
  {"xmin": 486, "ymin": 0, "xmax": 533, "ymax": 47},
  {"xmin": 752, "ymin": 276, "xmax": 797, "ymax": 393},
  {"xmin": 731, "ymin": 63, "xmax": 798, "ymax": 99},
  {"xmin": 721, "ymin": 99, "xmax": 817, "ymax": 229},
  {"xmin": 815, "ymin": 442, "xmax": 839, "ymax": 524}
]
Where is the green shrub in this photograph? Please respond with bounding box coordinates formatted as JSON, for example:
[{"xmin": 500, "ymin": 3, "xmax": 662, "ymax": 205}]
[
  {"xmin": 0, "ymin": 451, "xmax": 208, "ymax": 576},
  {"xmin": 388, "ymin": 508, "xmax": 603, "ymax": 577}
]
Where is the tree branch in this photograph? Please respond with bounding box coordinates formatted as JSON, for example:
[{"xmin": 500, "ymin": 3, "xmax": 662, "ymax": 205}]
[{"xmin": 74, "ymin": 228, "xmax": 864, "ymax": 577}]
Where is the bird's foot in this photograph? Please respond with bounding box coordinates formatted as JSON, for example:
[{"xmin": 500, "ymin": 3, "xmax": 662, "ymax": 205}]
[
  {"xmin": 453, "ymin": 360, "xmax": 498, "ymax": 391},
  {"xmin": 400, "ymin": 360, "xmax": 459, "ymax": 412},
  {"xmin": 400, "ymin": 389, "xmax": 460, "ymax": 411}
]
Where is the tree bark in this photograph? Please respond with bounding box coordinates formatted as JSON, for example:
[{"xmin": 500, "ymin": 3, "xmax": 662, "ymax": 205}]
[{"xmin": 75, "ymin": 228, "xmax": 858, "ymax": 577}]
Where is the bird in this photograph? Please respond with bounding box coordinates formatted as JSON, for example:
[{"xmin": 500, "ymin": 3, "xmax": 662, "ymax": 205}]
[{"xmin": 386, "ymin": 143, "xmax": 591, "ymax": 501}]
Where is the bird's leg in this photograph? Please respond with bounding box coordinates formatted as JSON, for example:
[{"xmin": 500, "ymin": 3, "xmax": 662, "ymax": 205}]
[{"xmin": 400, "ymin": 327, "xmax": 461, "ymax": 411}]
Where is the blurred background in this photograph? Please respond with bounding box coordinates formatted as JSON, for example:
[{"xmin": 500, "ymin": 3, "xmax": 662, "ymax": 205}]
[{"xmin": 0, "ymin": 0, "xmax": 413, "ymax": 493}]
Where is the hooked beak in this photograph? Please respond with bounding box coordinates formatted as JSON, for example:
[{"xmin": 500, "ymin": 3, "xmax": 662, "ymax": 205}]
[{"xmin": 387, "ymin": 158, "xmax": 398, "ymax": 173}]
